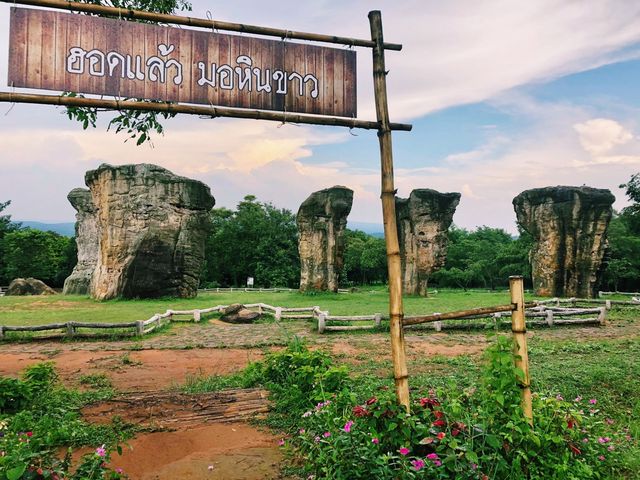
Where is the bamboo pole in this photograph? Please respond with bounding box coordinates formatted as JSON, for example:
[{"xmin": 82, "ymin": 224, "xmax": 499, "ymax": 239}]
[
  {"xmin": 509, "ymin": 276, "xmax": 533, "ymax": 424},
  {"xmin": 369, "ymin": 10, "xmax": 410, "ymax": 411},
  {"xmin": 0, "ymin": 93, "xmax": 413, "ymax": 132},
  {"xmin": 404, "ymin": 302, "xmax": 536, "ymax": 326},
  {"xmin": 2, "ymin": 0, "xmax": 402, "ymax": 51}
]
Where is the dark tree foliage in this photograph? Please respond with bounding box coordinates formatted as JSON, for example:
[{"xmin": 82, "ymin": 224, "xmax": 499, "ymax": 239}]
[
  {"xmin": 431, "ymin": 225, "xmax": 532, "ymax": 290},
  {"xmin": 342, "ymin": 230, "xmax": 387, "ymax": 286},
  {"xmin": 202, "ymin": 196, "xmax": 300, "ymax": 288},
  {"xmin": 64, "ymin": 0, "xmax": 192, "ymax": 145},
  {"xmin": 1, "ymin": 229, "xmax": 76, "ymax": 288},
  {"xmin": 601, "ymin": 173, "xmax": 640, "ymax": 291}
]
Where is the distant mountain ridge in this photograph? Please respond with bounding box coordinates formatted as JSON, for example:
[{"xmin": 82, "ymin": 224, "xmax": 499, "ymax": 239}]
[{"xmin": 17, "ymin": 221, "xmax": 75, "ymax": 237}]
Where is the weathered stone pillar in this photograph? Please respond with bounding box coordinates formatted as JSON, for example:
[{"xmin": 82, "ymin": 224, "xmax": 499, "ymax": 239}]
[
  {"xmin": 396, "ymin": 189, "xmax": 460, "ymax": 296},
  {"xmin": 297, "ymin": 186, "xmax": 353, "ymax": 292},
  {"xmin": 513, "ymin": 186, "xmax": 615, "ymax": 298},
  {"xmin": 83, "ymin": 163, "xmax": 214, "ymax": 300},
  {"xmin": 63, "ymin": 188, "xmax": 99, "ymax": 295}
]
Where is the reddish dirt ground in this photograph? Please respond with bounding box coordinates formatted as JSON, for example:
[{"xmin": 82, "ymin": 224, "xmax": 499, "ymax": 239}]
[
  {"xmin": 1, "ymin": 348, "xmax": 285, "ymax": 479},
  {"xmin": 0, "ymin": 348, "xmax": 264, "ymax": 390}
]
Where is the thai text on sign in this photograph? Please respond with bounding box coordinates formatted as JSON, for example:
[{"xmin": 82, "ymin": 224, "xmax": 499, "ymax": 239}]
[{"xmin": 8, "ymin": 7, "xmax": 357, "ymax": 117}]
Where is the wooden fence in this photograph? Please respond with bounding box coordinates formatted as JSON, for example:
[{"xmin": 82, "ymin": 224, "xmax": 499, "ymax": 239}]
[
  {"xmin": 0, "ymin": 292, "xmax": 626, "ymax": 340},
  {"xmin": 0, "ymin": 302, "xmax": 319, "ymax": 339},
  {"xmin": 598, "ymin": 290, "xmax": 640, "ymax": 297},
  {"xmin": 198, "ymin": 287, "xmax": 352, "ymax": 294}
]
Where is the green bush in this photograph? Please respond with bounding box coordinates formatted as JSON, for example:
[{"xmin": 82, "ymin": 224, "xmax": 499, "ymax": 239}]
[
  {"xmin": 0, "ymin": 363, "xmax": 133, "ymax": 479},
  {"xmin": 265, "ymin": 337, "xmax": 633, "ymax": 479}
]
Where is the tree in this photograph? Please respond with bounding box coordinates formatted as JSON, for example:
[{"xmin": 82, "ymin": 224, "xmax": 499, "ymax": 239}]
[
  {"xmin": 1, "ymin": 229, "xmax": 75, "ymax": 287},
  {"xmin": 64, "ymin": 0, "xmax": 193, "ymax": 145},
  {"xmin": 619, "ymin": 172, "xmax": 640, "ymax": 235},
  {"xmin": 342, "ymin": 230, "xmax": 387, "ymax": 286},
  {"xmin": 202, "ymin": 196, "xmax": 299, "ymax": 288},
  {"xmin": 432, "ymin": 225, "xmax": 532, "ymax": 290},
  {"xmin": 0, "ymin": 201, "xmax": 22, "ymax": 285}
]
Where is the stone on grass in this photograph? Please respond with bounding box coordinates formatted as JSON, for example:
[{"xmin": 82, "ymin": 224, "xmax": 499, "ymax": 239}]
[{"xmin": 6, "ymin": 278, "xmax": 57, "ymax": 296}]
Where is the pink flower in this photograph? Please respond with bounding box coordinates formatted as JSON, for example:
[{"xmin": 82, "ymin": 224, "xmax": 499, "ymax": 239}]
[
  {"xmin": 582, "ymin": 438, "xmax": 589, "ymax": 443},
  {"xmin": 322, "ymin": 432, "xmax": 331, "ymax": 438},
  {"xmin": 598, "ymin": 455, "xmax": 605, "ymax": 461},
  {"xmin": 411, "ymin": 459, "xmax": 425, "ymax": 471},
  {"xmin": 605, "ymin": 418, "xmax": 615, "ymax": 425},
  {"xmin": 574, "ymin": 396, "xmax": 582, "ymax": 402},
  {"xmin": 95, "ymin": 445, "xmax": 106, "ymax": 457},
  {"xmin": 556, "ymin": 394, "xmax": 564, "ymax": 401},
  {"xmin": 426, "ymin": 453, "xmax": 439, "ymax": 460},
  {"xmin": 343, "ymin": 420, "xmax": 354, "ymax": 433},
  {"xmin": 299, "ymin": 429, "xmax": 305, "ymax": 434},
  {"xmin": 598, "ymin": 437, "xmax": 611, "ymax": 444},
  {"xmin": 314, "ymin": 436, "xmax": 321, "ymax": 443},
  {"xmin": 399, "ymin": 447, "xmax": 410, "ymax": 456},
  {"xmin": 302, "ymin": 411, "xmax": 312, "ymax": 418},
  {"xmin": 278, "ymin": 439, "xmax": 285, "ymax": 446},
  {"xmin": 608, "ymin": 445, "xmax": 615, "ymax": 452},
  {"xmin": 25, "ymin": 432, "xmax": 33, "ymax": 438},
  {"xmin": 589, "ymin": 399, "xmax": 597, "ymax": 405},
  {"xmin": 434, "ymin": 460, "xmax": 442, "ymax": 467},
  {"xmin": 437, "ymin": 432, "xmax": 446, "ymax": 440},
  {"xmin": 371, "ymin": 437, "xmax": 379, "ymax": 444},
  {"xmin": 116, "ymin": 468, "xmax": 124, "ymax": 474}
]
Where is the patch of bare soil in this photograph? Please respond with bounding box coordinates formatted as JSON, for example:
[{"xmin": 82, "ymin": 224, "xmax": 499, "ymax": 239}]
[
  {"xmin": 99, "ymin": 424, "xmax": 282, "ymax": 480},
  {"xmin": 0, "ymin": 348, "xmax": 264, "ymax": 390}
]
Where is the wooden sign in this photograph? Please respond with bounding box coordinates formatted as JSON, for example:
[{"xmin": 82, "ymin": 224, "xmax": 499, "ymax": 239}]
[{"xmin": 8, "ymin": 7, "xmax": 357, "ymax": 117}]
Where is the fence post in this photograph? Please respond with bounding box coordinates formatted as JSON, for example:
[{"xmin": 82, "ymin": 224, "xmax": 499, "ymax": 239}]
[
  {"xmin": 509, "ymin": 276, "xmax": 533, "ymax": 425},
  {"xmin": 374, "ymin": 313, "xmax": 382, "ymax": 328},
  {"xmin": 66, "ymin": 322, "xmax": 75, "ymax": 337},
  {"xmin": 193, "ymin": 310, "xmax": 201, "ymax": 322},
  {"xmin": 605, "ymin": 299, "xmax": 611, "ymax": 310},
  {"xmin": 597, "ymin": 307, "xmax": 607, "ymax": 326},
  {"xmin": 545, "ymin": 309, "xmax": 554, "ymax": 327},
  {"xmin": 318, "ymin": 313, "xmax": 326, "ymax": 333},
  {"xmin": 136, "ymin": 320, "xmax": 144, "ymax": 336},
  {"xmin": 0, "ymin": 326, "xmax": 4, "ymax": 339},
  {"xmin": 275, "ymin": 307, "xmax": 282, "ymax": 322}
]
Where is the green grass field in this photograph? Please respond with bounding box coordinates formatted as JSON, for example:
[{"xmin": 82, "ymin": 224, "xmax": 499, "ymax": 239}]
[{"xmin": 0, "ymin": 288, "xmax": 529, "ymax": 326}]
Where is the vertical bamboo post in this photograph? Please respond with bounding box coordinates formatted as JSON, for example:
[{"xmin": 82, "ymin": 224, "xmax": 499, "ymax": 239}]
[
  {"xmin": 369, "ymin": 10, "xmax": 410, "ymax": 411},
  {"xmin": 509, "ymin": 276, "xmax": 533, "ymax": 424}
]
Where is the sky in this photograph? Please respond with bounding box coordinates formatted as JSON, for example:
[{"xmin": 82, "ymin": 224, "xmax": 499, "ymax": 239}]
[{"xmin": 1, "ymin": 0, "xmax": 640, "ymax": 233}]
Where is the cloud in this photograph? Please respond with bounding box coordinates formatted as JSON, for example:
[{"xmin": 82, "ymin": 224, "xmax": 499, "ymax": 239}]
[{"xmin": 573, "ymin": 118, "xmax": 634, "ymax": 155}]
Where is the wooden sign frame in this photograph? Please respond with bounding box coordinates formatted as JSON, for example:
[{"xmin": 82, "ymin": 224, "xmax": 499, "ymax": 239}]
[{"xmin": 0, "ymin": 0, "xmax": 413, "ymax": 410}]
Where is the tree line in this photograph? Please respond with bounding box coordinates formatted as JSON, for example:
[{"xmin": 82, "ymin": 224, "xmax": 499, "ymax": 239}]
[{"xmin": 1, "ymin": 173, "xmax": 639, "ymax": 292}]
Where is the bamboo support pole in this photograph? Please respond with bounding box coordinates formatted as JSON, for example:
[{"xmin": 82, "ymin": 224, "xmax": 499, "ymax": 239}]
[
  {"xmin": 2, "ymin": 0, "xmax": 403, "ymax": 51},
  {"xmin": 369, "ymin": 10, "xmax": 410, "ymax": 412},
  {"xmin": 0, "ymin": 93, "xmax": 412, "ymax": 132},
  {"xmin": 509, "ymin": 276, "xmax": 533, "ymax": 424}
]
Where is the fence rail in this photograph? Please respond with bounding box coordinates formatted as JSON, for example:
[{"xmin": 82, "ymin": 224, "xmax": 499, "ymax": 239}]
[
  {"xmin": 598, "ymin": 290, "xmax": 640, "ymax": 297},
  {"xmin": 198, "ymin": 287, "xmax": 352, "ymax": 294},
  {"xmin": 0, "ymin": 291, "xmax": 623, "ymax": 340}
]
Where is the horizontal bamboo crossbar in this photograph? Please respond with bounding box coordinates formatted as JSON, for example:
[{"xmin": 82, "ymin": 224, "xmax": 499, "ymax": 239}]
[
  {"xmin": 403, "ymin": 303, "xmax": 535, "ymax": 326},
  {"xmin": 0, "ymin": 93, "xmax": 413, "ymax": 131},
  {"xmin": 2, "ymin": 0, "xmax": 402, "ymax": 51}
]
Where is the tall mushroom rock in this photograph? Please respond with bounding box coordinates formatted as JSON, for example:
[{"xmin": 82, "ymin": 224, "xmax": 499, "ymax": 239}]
[
  {"xmin": 297, "ymin": 186, "xmax": 353, "ymax": 292},
  {"xmin": 396, "ymin": 189, "xmax": 460, "ymax": 296},
  {"xmin": 63, "ymin": 188, "xmax": 99, "ymax": 295},
  {"xmin": 513, "ymin": 186, "xmax": 615, "ymax": 298},
  {"xmin": 68, "ymin": 163, "xmax": 215, "ymax": 300}
]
